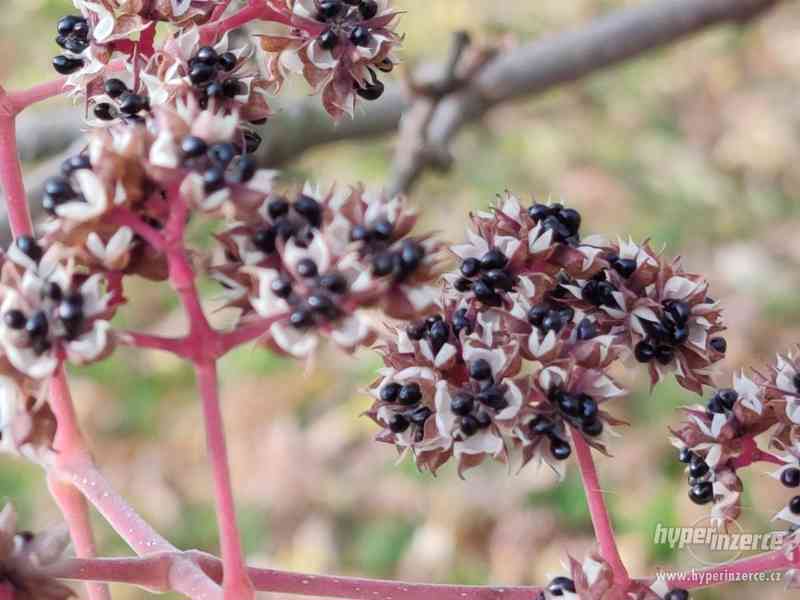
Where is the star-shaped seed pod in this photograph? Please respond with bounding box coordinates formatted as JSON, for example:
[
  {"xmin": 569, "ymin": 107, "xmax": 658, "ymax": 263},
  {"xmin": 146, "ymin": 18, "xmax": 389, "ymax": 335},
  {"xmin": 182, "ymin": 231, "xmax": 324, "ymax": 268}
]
[
  {"xmin": 260, "ymin": 0, "xmax": 402, "ymax": 119},
  {"xmin": 0, "ymin": 371, "xmax": 55, "ymax": 468}
]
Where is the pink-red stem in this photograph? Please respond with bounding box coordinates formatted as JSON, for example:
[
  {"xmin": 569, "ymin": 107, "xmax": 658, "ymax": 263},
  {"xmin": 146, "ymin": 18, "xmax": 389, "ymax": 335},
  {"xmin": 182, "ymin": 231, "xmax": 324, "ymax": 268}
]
[
  {"xmin": 0, "ymin": 114, "xmax": 33, "ymax": 237},
  {"xmin": 571, "ymin": 431, "xmax": 630, "ymax": 587}
]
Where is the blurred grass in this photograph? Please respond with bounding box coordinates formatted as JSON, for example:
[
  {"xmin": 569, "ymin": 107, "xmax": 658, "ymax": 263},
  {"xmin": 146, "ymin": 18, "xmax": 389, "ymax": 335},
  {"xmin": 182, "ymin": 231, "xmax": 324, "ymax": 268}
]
[{"xmin": 3, "ymin": 1, "xmax": 800, "ymax": 598}]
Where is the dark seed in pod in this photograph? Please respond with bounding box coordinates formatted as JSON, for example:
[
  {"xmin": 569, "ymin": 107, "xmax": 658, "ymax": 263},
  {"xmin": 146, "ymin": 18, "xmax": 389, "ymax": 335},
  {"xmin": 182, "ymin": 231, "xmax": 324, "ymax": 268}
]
[
  {"xmin": 317, "ymin": 0, "xmax": 343, "ymax": 19},
  {"xmin": 63, "ymin": 37, "xmax": 89, "ymax": 53},
  {"xmin": 372, "ymin": 253, "xmax": 395, "ymax": 277},
  {"xmin": 450, "ymin": 393, "xmax": 474, "ymax": 417},
  {"xmin": 484, "ymin": 269, "xmax": 514, "ymax": 292},
  {"xmin": 45, "ymin": 176, "xmax": 74, "ymax": 200},
  {"xmin": 460, "ymin": 257, "xmax": 481, "ymax": 278},
  {"xmin": 52, "ymin": 55, "xmax": 84, "ymax": 75},
  {"xmin": 582, "ymin": 418, "xmax": 603, "ymax": 437},
  {"xmin": 469, "ymin": 358, "xmax": 492, "ymax": 381},
  {"xmin": 688, "ymin": 459, "xmax": 709, "ymax": 478},
  {"xmin": 16, "ymin": 236, "xmax": 43, "ymax": 262},
  {"xmin": 460, "ymin": 415, "xmax": 480, "ymax": 437},
  {"xmin": 664, "ymin": 300, "xmax": 691, "ymax": 325},
  {"xmin": 781, "ymin": 468, "xmax": 800, "ymax": 488},
  {"xmin": 541, "ymin": 310, "xmax": 564, "ymax": 334},
  {"xmin": 547, "ymin": 576, "xmax": 576, "ymax": 597},
  {"xmin": 293, "ymin": 194, "xmax": 323, "ymax": 228},
  {"xmin": 576, "ymin": 318, "xmax": 597, "ymax": 341},
  {"xmin": 189, "ymin": 62, "xmax": 216, "ymax": 85},
  {"xmin": 527, "ymin": 203, "xmax": 550, "ymax": 221},
  {"xmin": 429, "ymin": 320, "xmax": 450, "ymax": 353},
  {"xmin": 44, "ymin": 282, "xmax": 63, "ymax": 302},
  {"xmin": 233, "ymin": 156, "xmax": 256, "ymax": 183},
  {"xmin": 472, "ymin": 280, "xmax": 501, "ymax": 307},
  {"xmin": 716, "ymin": 388, "xmax": 738, "ymax": 410},
  {"xmin": 60, "ymin": 154, "xmax": 91, "ymax": 175},
  {"xmin": 634, "ymin": 340, "xmax": 655, "ymax": 363},
  {"xmin": 208, "ymin": 143, "xmax": 237, "ymax": 167},
  {"xmin": 349, "ymin": 25, "xmax": 371, "ymax": 47},
  {"xmin": 93, "ymin": 102, "xmax": 116, "ymax": 121},
  {"xmin": 406, "ymin": 321, "xmax": 426, "ymax": 341},
  {"xmin": 706, "ymin": 397, "xmax": 725, "ymax": 414},
  {"xmin": 181, "ymin": 136, "xmax": 207, "ymax": 158},
  {"xmin": 530, "ymin": 416, "xmax": 554, "ymax": 435},
  {"xmin": 319, "ymin": 272, "xmax": 348, "ymax": 294},
  {"xmin": 196, "ymin": 46, "xmax": 219, "ymax": 65},
  {"xmin": 296, "ymin": 258, "xmax": 319, "ymax": 279},
  {"xmin": 410, "ymin": 406, "xmax": 432, "ymax": 425},
  {"xmin": 791, "ymin": 496, "xmax": 800, "ymax": 515},
  {"xmin": 664, "ymin": 590, "xmax": 689, "ymax": 600},
  {"xmin": 355, "ymin": 79, "xmax": 384, "ymax": 101},
  {"xmin": 388, "ymin": 414, "xmax": 409, "ymax": 433},
  {"xmin": 270, "ymin": 276, "xmax": 292, "ymax": 298},
  {"xmin": 380, "ymin": 382, "xmax": 401, "ymax": 402},
  {"xmin": 289, "ymin": 307, "xmax": 313, "ymax": 329},
  {"xmin": 25, "ymin": 311, "xmax": 49, "ymax": 339},
  {"xmin": 400, "ymin": 241, "xmax": 424, "ymax": 271},
  {"xmin": 267, "ymin": 198, "xmax": 290, "ymax": 220},
  {"xmin": 679, "ymin": 448, "xmax": 693, "ymax": 463},
  {"xmin": 307, "ymin": 293, "xmax": 336, "ymax": 318},
  {"xmin": 611, "ymin": 257, "xmax": 637, "ymax": 278},
  {"xmin": 42, "ymin": 195, "xmax": 58, "ymax": 214},
  {"xmin": 372, "ymin": 220, "xmax": 394, "ymax": 240},
  {"xmin": 655, "ymin": 344, "xmax": 674, "ymax": 365},
  {"xmin": 579, "ymin": 394, "xmax": 598, "ymax": 420},
  {"xmin": 202, "ymin": 166, "xmax": 226, "ymax": 193},
  {"xmin": 477, "ymin": 384, "xmax": 505, "ymax": 410},
  {"xmin": 670, "ymin": 325, "xmax": 689, "ymax": 346},
  {"xmin": 527, "ymin": 305, "xmax": 548, "ymax": 326},
  {"xmin": 709, "ymin": 337, "xmax": 727, "ymax": 354},
  {"xmin": 454, "ymin": 278, "xmax": 472, "ymax": 292},
  {"xmin": 452, "ymin": 309, "xmax": 472, "ymax": 335},
  {"xmin": 222, "ymin": 79, "xmax": 244, "ymax": 98},
  {"xmin": 359, "ymin": 0, "xmax": 378, "ymax": 19},
  {"xmin": 219, "ymin": 52, "xmax": 237, "ymax": 71},
  {"xmin": 398, "ymin": 383, "xmax": 422, "ymax": 406},
  {"xmin": 243, "ymin": 130, "xmax": 262, "ymax": 154},
  {"xmin": 57, "ymin": 15, "xmax": 82, "ymax": 35},
  {"xmin": 350, "ymin": 224, "xmax": 370, "ymax": 242},
  {"xmin": 556, "ymin": 392, "xmax": 581, "ymax": 418},
  {"xmin": 104, "ymin": 78, "xmax": 128, "ymax": 98},
  {"xmin": 376, "ymin": 57, "xmax": 394, "ymax": 73},
  {"xmin": 475, "ymin": 411, "xmax": 492, "ymax": 429},
  {"xmin": 252, "ymin": 228, "xmax": 277, "ymax": 254},
  {"xmin": 318, "ymin": 29, "xmax": 339, "ymax": 51},
  {"xmin": 119, "ymin": 94, "xmax": 147, "ymax": 115},
  {"xmin": 558, "ymin": 305, "xmax": 575, "ymax": 323},
  {"xmin": 557, "ymin": 208, "xmax": 581, "ymax": 235},
  {"xmin": 550, "ymin": 437, "xmax": 572, "ymax": 461},
  {"xmin": 480, "ymin": 249, "xmax": 507, "ymax": 271},
  {"xmin": 3, "ymin": 310, "xmax": 26, "ymax": 330},
  {"xmin": 688, "ymin": 481, "xmax": 714, "ymax": 505},
  {"xmin": 206, "ymin": 82, "xmax": 225, "ymax": 98}
]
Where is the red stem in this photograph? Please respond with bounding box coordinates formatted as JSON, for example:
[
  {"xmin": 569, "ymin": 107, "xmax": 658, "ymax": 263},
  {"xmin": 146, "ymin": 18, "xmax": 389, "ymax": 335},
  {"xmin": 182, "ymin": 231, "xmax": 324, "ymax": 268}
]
[
  {"xmin": 199, "ymin": 2, "xmax": 291, "ymax": 44},
  {"xmin": 0, "ymin": 113, "xmax": 33, "ymax": 236},
  {"xmin": 9, "ymin": 77, "xmax": 67, "ymax": 114},
  {"xmin": 108, "ymin": 208, "xmax": 166, "ymax": 251},
  {"xmin": 571, "ymin": 431, "xmax": 630, "ymax": 587}
]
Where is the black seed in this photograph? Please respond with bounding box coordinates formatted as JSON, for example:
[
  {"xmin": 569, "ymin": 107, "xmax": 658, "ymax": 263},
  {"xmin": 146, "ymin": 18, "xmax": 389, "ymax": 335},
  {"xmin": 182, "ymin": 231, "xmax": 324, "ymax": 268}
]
[
  {"xmin": 451, "ymin": 393, "xmax": 474, "ymax": 416},
  {"xmin": 400, "ymin": 240, "xmax": 424, "ymax": 271},
  {"xmin": 484, "ymin": 269, "xmax": 514, "ymax": 292},
  {"xmin": 350, "ymin": 224, "xmax": 370, "ymax": 242},
  {"xmin": 579, "ymin": 394, "xmax": 598, "ymax": 420},
  {"xmin": 296, "ymin": 258, "xmax": 318, "ymax": 278},
  {"xmin": 119, "ymin": 94, "xmax": 147, "ymax": 115},
  {"xmin": 527, "ymin": 203, "xmax": 550, "ymax": 221},
  {"xmin": 689, "ymin": 458, "xmax": 709, "ymax": 478},
  {"xmin": 406, "ymin": 321, "xmax": 426, "ymax": 341},
  {"xmin": 429, "ymin": 320, "xmax": 450, "ymax": 352},
  {"xmin": 208, "ymin": 143, "xmax": 237, "ymax": 166},
  {"xmin": 181, "ymin": 136, "xmax": 207, "ymax": 158},
  {"xmin": 206, "ymin": 82, "xmax": 225, "ymax": 98},
  {"xmin": 410, "ymin": 406, "xmax": 432, "ymax": 425},
  {"xmin": 460, "ymin": 257, "xmax": 481, "ymax": 278},
  {"xmin": 319, "ymin": 272, "xmax": 348, "ymax": 294},
  {"xmin": 454, "ymin": 277, "xmax": 472, "ymax": 292},
  {"xmin": 477, "ymin": 385, "xmax": 506, "ymax": 410},
  {"xmin": 527, "ymin": 305, "xmax": 548, "ymax": 326},
  {"xmin": 582, "ymin": 418, "xmax": 603, "ymax": 437},
  {"xmin": 359, "ymin": 0, "xmax": 378, "ymax": 19},
  {"xmin": 530, "ymin": 416, "xmax": 554, "ymax": 435},
  {"xmin": 42, "ymin": 195, "xmax": 58, "ymax": 214},
  {"xmin": 44, "ymin": 282, "xmax": 63, "ymax": 302},
  {"xmin": 480, "ymin": 249, "xmax": 507, "ymax": 271},
  {"xmin": 350, "ymin": 25, "xmax": 371, "ymax": 46},
  {"xmin": 63, "ymin": 37, "xmax": 89, "ymax": 53},
  {"xmin": 664, "ymin": 300, "xmax": 691, "ymax": 326},
  {"xmin": 267, "ymin": 198, "xmax": 290, "ymax": 220},
  {"xmin": 55, "ymin": 35, "xmax": 69, "ymax": 49},
  {"xmin": 709, "ymin": 337, "xmax": 727, "ymax": 354},
  {"xmin": 93, "ymin": 102, "xmax": 116, "ymax": 121},
  {"xmin": 203, "ymin": 166, "xmax": 226, "ymax": 193},
  {"xmin": 670, "ymin": 325, "xmax": 689, "ymax": 346},
  {"xmin": 541, "ymin": 215, "xmax": 571, "ymax": 242},
  {"xmin": 655, "ymin": 344, "xmax": 674, "ymax": 365},
  {"xmin": 233, "ymin": 156, "xmax": 257, "ymax": 183},
  {"xmin": 550, "ymin": 437, "xmax": 572, "ymax": 460},
  {"xmin": 219, "ymin": 52, "xmax": 237, "ymax": 71},
  {"xmin": 294, "ymin": 194, "xmax": 322, "ymax": 228},
  {"xmin": 57, "ymin": 15, "xmax": 82, "ymax": 35},
  {"xmin": 53, "ymin": 55, "xmax": 84, "ymax": 75},
  {"xmin": 716, "ymin": 388, "xmax": 738, "ymax": 410},
  {"xmin": 472, "ymin": 280, "xmax": 501, "ymax": 307},
  {"xmin": 452, "ymin": 309, "xmax": 472, "ymax": 335},
  {"xmin": 425, "ymin": 315, "xmax": 442, "ymax": 328},
  {"xmin": 61, "ymin": 154, "xmax": 91, "ymax": 175},
  {"xmin": 782, "ymin": 468, "xmax": 800, "ymax": 488},
  {"xmin": 25, "ymin": 311, "xmax": 49, "ymax": 338},
  {"xmin": 189, "ymin": 62, "xmax": 216, "ymax": 85},
  {"xmin": 243, "ymin": 130, "xmax": 262, "ymax": 154},
  {"xmin": 222, "ymin": 78, "xmax": 244, "ymax": 98},
  {"xmin": 398, "ymin": 383, "xmax": 422, "ymax": 405},
  {"xmin": 689, "ymin": 482, "xmax": 714, "ymax": 505},
  {"xmin": 45, "ymin": 176, "xmax": 74, "ymax": 200},
  {"xmin": 556, "ymin": 392, "xmax": 581, "ymax": 417},
  {"xmin": 791, "ymin": 496, "xmax": 800, "ymax": 515},
  {"xmin": 308, "ymin": 293, "xmax": 336, "ymax": 318},
  {"xmin": 318, "ymin": 0, "xmax": 343, "ymax": 19},
  {"xmin": 469, "ymin": 358, "xmax": 492, "ymax": 381},
  {"xmin": 251, "ymin": 228, "xmax": 276, "ymax": 254},
  {"xmin": 104, "ymin": 78, "xmax": 127, "ymax": 98},
  {"xmin": 547, "ymin": 577, "xmax": 576, "ymax": 597},
  {"xmin": 664, "ymin": 590, "xmax": 689, "ymax": 600},
  {"xmin": 3, "ymin": 310, "xmax": 26, "ymax": 330},
  {"xmin": 270, "ymin": 276, "xmax": 292, "ymax": 298},
  {"xmin": 557, "ymin": 208, "xmax": 581, "ymax": 235},
  {"xmin": 289, "ymin": 308, "xmax": 313, "ymax": 329},
  {"xmin": 318, "ymin": 29, "xmax": 339, "ymax": 50},
  {"xmin": 380, "ymin": 382, "xmax": 401, "ymax": 403},
  {"xmin": 376, "ymin": 57, "xmax": 394, "ymax": 73},
  {"xmin": 58, "ymin": 301, "xmax": 83, "ymax": 332},
  {"xmin": 460, "ymin": 415, "xmax": 480, "ymax": 437},
  {"xmin": 372, "ymin": 220, "xmax": 394, "ymax": 240},
  {"xmin": 64, "ymin": 292, "xmax": 83, "ymax": 308},
  {"xmin": 372, "ymin": 253, "xmax": 395, "ymax": 277},
  {"xmin": 250, "ymin": 117, "xmax": 267, "ymax": 125},
  {"xmin": 355, "ymin": 79, "xmax": 384, "ymax": 101},
  {"xmin": 610, "ymin": 257, "xmax": 637, "ymax": 278},
  {"xmin": 388, "ymin": 414, "xmax": 409, "ymax": 433},
  {"xmin": 196, "ymin": 46, "xmax": 219, "ymax": 65},
  {"xmin": 16, "ymin": 236, "xmax": 43, "ymax": 262},
  {"xmin": 558, "ymin": 306, "xmax": 575, "ymax": 323},
  {"xmin": 706, "ymin": 397, "xmax": 725, "ymax": 414},
  {"xmin": 576, "ymin": 318, "xmax": 597, "ymax": 341},
  {"xmin": 679, "ymin": 448, "xmax": 693, "ymax": 463},
  {"xmin": 541, "ymin": 310, "xmax": 564, "ymax": 334},
  {"xmin": 32, "ymin": 337, "xmax": 52, "ymax": 355}
]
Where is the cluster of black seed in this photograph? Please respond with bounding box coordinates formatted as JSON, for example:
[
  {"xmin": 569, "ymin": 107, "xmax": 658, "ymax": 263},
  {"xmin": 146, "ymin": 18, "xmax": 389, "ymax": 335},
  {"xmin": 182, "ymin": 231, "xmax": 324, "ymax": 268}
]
[
  {"xmin": 251, "ymin": 194, "xmax": 323, "ymax": 259},
  {"xmin": 41, "ymin": 154, "xmax": 92, "ymax": 215},
  {"xmin": 379, "ymin": 380, "xmax": 431, "ymax": 441},
  {"xmin": 4, "ymin": 237, "xmax": 86, "ymax": 353},
  {"xmin": 455, "ymin": 249, "xmax": 515, "ymax": 307},
  {"xmin": 52, "ymin": 15, "xmax": 89, "ymax": 75},
  {"xmin": 406, "ymin": 312, "xmax": 473, "ymax": 354},
  {"xmin": 705, "ymin": 387, "xmax": 738, "ymax": 416},
  {"xmin": 527, "ymin": 202, "xmax": 581, "ymax": 244},
  {"xmin": 180, "ymin": 135, "xmax": 258, "ymax": 193},
  {"xmin": 526, "ymin": 302, "xmax": 576, "ymax": 336},
  {"xmin": 553, "ymin": 388, "xmax": 604, "ymax": 437},
  {"xmin": 350, "ymin": 220, "xmax": 426, "ymax": 284},
  {"xmin": 580, "ymin": 269, "xmax": 619, "ymax": 310},
  {"xmin": 779, "ymin": 460, "xmax": 800, "ymax": 517},
  {"xmin": 274, "ymin": 263, "xmax": 351, "ymax": 331},
  {"xmin": 186, "ymin": 46, "xmax": 245, "ymax": 109},
  {"xmin": 448, "ymin": 358, "xmax": 506, "ymax": 438},
  {"xmin": 633, "ymin": 300, "xmax": 691, "ymax": 366},
  {"xmin": 679, "ymin": 447, "xmax": 714, "ymax": 505},
  {"xmin": 92, "ymin": 78, "xmax": 150, "ymax": 123},
  {"xmin": 605, "ymin": 252, "xmax": 638, "ymax": 279}
]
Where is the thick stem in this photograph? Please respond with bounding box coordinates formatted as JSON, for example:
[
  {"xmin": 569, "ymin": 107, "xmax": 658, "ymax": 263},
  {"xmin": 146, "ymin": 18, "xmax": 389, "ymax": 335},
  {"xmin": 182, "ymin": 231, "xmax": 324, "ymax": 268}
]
[
  {"xmin": 571, "ymin": 431, "xmax": 630, "ymax": 587},
  {"xmin": 199, "ymin": 3, "xmax": 291, "ymax": 44},
  {"xmin": 195, "ymin": 362, "xmax": 254, "ymax": 600},
  {"xmin": 9, "ymin": 77, "xmax": 67, "ymax": 114},
  {"xmin": 0, "ymin": 114, "xmax": 33, "ymax": 236}
]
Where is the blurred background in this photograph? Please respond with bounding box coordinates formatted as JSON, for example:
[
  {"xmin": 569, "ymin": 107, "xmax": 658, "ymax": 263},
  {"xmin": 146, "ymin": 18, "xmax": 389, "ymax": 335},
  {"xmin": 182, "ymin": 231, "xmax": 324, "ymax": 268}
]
[{"xmin": 2, "ymin": 0, "xmax": 800, "ymax": 598}]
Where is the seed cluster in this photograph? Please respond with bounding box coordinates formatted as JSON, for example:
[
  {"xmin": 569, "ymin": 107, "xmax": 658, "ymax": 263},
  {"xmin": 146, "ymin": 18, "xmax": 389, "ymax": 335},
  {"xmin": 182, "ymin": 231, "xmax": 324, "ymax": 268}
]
[
  {"xmin": 580, "ymin": 270, "xmax": 619, "ymax": 310},
  {"xmin": 678, "ymin": 447, "xmax": 713, "ymax": 505},
  {"xmin": 250, "ymin": 194, "xmax": 323, "ymax": 258},
  {"xmin": 705, "ymin": 387, "xmax": 738, "ymax": 416},
  {"xmin": 527, "ymin": 202, "xmax": 581, "ymax": 244},
  {"xmin": 280, "ymin": 266, "xmax": 351, "ymax": 331},
  {"xmin": 447, "ymin": 358, "xmax": 508, "ymax": 438},
  {"xmin": 52, "ymin": 15, "xmax": 89, "ymax": 75},
  {"xmin": 527, "ymin": 302, "xmax": 575, "ymax": 336},
  {"xmin": 379, "ymin": 381, "xmax": 431, "ymax": 441},
  {"xmin": 180, "ymin": 135, "xmax": 258, "ymax": 193},
  {"xmin": 186, "ymin": 46, "xmax": 243, "ymax": 109},
  {"xmin": 406, "ymin": 312, "xmax": 473, "ymax": 354},
  {"xmin": 353, "ymin": 220, "xmax": 426, "ymax": 283},
  {"xmin": 92, "ymin": 78, "xmax": 150, "ymax": 123},
  {"xmin": 3, "ymin": 237, "xmax": 86, "ymax": 354},
  {"xmin": 456, "ymin": 249, "xmax": 515, "ymax": 307},
  {"xmin": 42, "ymin": 155, "xmax": 92, "ymax": 215},
  {"xmin": 634, "ymin": 300, "xmax": 693, "ymax": 366}
]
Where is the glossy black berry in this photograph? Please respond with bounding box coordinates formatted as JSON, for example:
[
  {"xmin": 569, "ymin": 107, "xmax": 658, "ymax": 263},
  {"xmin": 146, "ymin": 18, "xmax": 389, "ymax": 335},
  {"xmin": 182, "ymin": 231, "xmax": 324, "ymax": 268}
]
[
  {"xmin": 664, "ymin": 590, "xmax": 689, "ymax": 600},
  {"xmin": 72, "ymin": 20, "xmax": 89, "ymax": 38},
  {"xmin": 60, "ymin": 154, "xmax": 91, "ymax": 175},
  {"xmin": 318, "ymin": 0, "xmax": 343, "ymax": 19},
  {"xmin": 243, "ymin": 130, "xmax": 262, "ymax": 154},
  {"xmin": 582, "ymin": 418, "xmax": 603, "ymax": 437},
  {"xmin": 716, "ymin": 388, "xmax": 738, "ymax": 410},
  {"xmin": 203, "ymin": 166, "xmax": 226, "ymax": 193},
  {"xmin": 558, "ymin": 208, "xmax": 581, "ymax": 235},
  {"xmin": 655, "ymin": 344, "xmax": 674, "ymax": 365},
  {"xmin": 101, "ymin": 78, "xmax": 127, "ymax": 99},
  {"xmin": 679, "ymin": 448, "xmax": 693, "ymax": 463},
  {"xmin": 44, "ymin": 282, "xmax": 63, "ymax": 302},
  {"xmin": 450, "ymin": 393, "xmax": 474, "ymax": 416},
  {"xmin": 406, "ymin": 321, "xmax": 426, "ymax": 341},
  {"xmin": 398, "ymin": 383, "xmax": 422, "ymax": 405},
  {"xmin": 547, "ymin": 577, "xmax": 576, "ymax": 597},
  {"xmin": 53, "ymin": 55, "xmax": 84, "ymax": 75},
  {"xmin": 556, "ymin": 392, "xmax": 581, "ymax": 417},
  {"xmin": 119, "ymin": 94, "xmax": 147, "ymax": 115},
  {"xmin": 359, "ymin": 0, "xmax": 378, "ymax": 19},
  {"xmin": 670, "ymin": 325, "xmax": 689, "ymax": 346},
  {"xmin": 429, "ymin": 320, "xmax": 450, "ymax": 352},
  {"xmin": 219, "ymin": 52, "xmax": 237, "ymax": 71},
  {"xmin": 527, "ymin": 305, "xmax": 547, "ymax": 326},
  {"xmin": 472, "ymin": 280, "xmax": 501, "ymax": 307},
  {"xmin": 550, "ymin": 437, "xmax": 572, "ymax": 460},
  {"xmin": 527, "ymin": 203, "xmax": 550, "ymax": 221},
  {"xmin": 610, "ymin": 256, "xmax": 637, "ymax": 278},
  {"xmin": 355, "ymin": 79, "xmax": 384, "ymax": 101},
  {"xmin": 781, "ymin": 468, "xmax": 800, "ymax": 488},
  {"xmin": 318, "ymin": 272, "xmax": 348, "ymax": 295},
  {"xmin": 45, "ymin": 176, "xmax": 74, "ymax": 200},
  {"xmin": 57, "ymin": 300, "xmax": 83, "ymax": 326},
  {"xmin": 576, "ymin": 318, "xmax": 597, "ymax": 341},
  {"xmin": 372, "ymin": 253, "xmax": 395, "ymax": 277},
  {"xmin": 222, "ymin": 78, "xmax": 244, "ymax": 98},
  {"xmin": 477, "ymin": 385, "xmax": 506, "ymax": 410},
  {"xmin": 370, "ymin": 220, "xmax": 393, "ymax": 241},
  {"xmin": 209, "ymin": 143, "xmax": 237, "ymax": 166},
  {"xmin": 454, "ymin": 278, "xmax": 472, "ymax": 292},
  {"xmin": 709, "ymin": 337, "xmax": 727, "ymax": 354},
  {"xmin": 664, "ymin": 300, "xmax": 691, "ymax": 325},
  {"xmin": 460, "ymin": 415, "xmax": 480, "ymax": 437},
  {"xmin": 350, "ymin": 224, "xmax": 370, "ymax": 242},
  {"xmin": 469, "ymin": 359, "xmax": 492, "ymax": 381},
  {"xmin": 541, "ymin": 311, "xmax": 564, "ymax": 334},
  {"xmin": 93, "ymin": 102, "xmax": 116, "ymax": 121},
  {"xmin": 181, "ymin": 136, "xmax": 207, "ymax": 158},
  {"xmin": 350, "ymin": 25, "xmax": 371, "ymax": 46},
  {"xmin": 233, "ymin": 156, "xmax": 256, "ymax": 183},
  {"xmin": 25, "ymin": 311, "xmax": 48, "ymax": 338},
  {"xmin": 579, "ymin": 394, "xmax": 598, "ymax": 420},
  {"xmin": 484, "ymin": 269, "xmax": 514, "ymax": 292},
  {"xmin": 3, "ymin": 310, "xmax": 26, "ymax": 330},
  {"xmin": 270, "ymin": 276, "xmax": 292, "ymax": 298},
  {"xmin": 289, "ymin": 308, "xmax": 313, "ymax": 329},
  {"xmin": 388, "ymin": 414, "xmax": 409, "ymax": 433},
  {"xmin": 399, "ymin": 241, "xmax": 424, "ymax": 273},
  {"xmin": 530, "ymin": 416, "xmax": 554, "ymax": 435},
  {"xmin": 688, "ymin": 459, "xmax": 709, "ymax": 478},
  {"xmin": 57, "ymin": 15, "xmax": 82, "ymax": 35},
  {"xmin": 689, "ymin": 481, "xmax": 714, "ymax": 505},
  {"xmin": 206, "ymin": 82, "xmax": 224, "ymax": 98},
  {"xmin": 318, "ymin": 29, "xmax": 339, "ymax": 50},
  {"xmin": 16, "ymin": 236, "xmax": 42, "ymax": 262},
  {"xmin": 480, "ymin": 249, "xmax": 507, "ymax": 271},
  {"xmin": 294, "ymin": 195, "xmax": 322, "ymax": 228},
  {"xmin": 189, "ymin": 62, "xmax": 216, "ymax": 85},
  {"xmin": 452, "ymin": 309, "xmax": 472, "ymax": 335},
  {"xmin": 296, "ymin": 258, "xmax": 319, "ymax": 278},
  {"xmin": 460, "ymin": 257, "xmax": 480, "ymax": 278}
]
